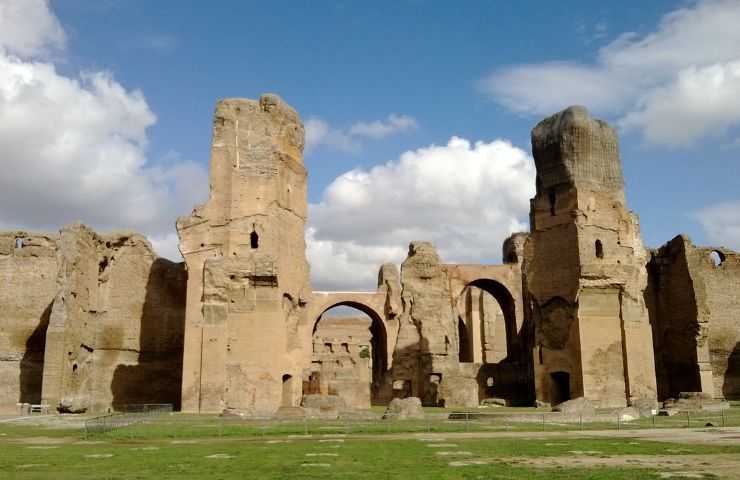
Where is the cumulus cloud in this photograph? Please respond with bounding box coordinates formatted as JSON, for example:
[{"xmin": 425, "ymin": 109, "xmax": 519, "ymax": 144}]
[
  {"xmin": 0, "ymin": 0, "xmax": 65, "ymax": 57},
  {"xmin": 695, "ymin": 201, "xmax": 740, "ymax": 250},
  {"xmin": 479, "ymin": 0, "xmax": 740, "ymax": 146},
  {"xmin": 620, "ymin": 62, "xmax": 740, "ymax": 146},
  {"xmin": 305, "ymin": 114, "xmax": 418, "ymax": 153},
  {"xmin": 307, "ymin": 137, "xmax": 535, "ymax": 290},
  {"xmin": 0, "ymin": 1, "xmax": 207, "ymax": 260}
]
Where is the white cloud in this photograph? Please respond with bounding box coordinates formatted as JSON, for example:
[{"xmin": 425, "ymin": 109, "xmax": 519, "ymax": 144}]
[
  {"xmin": 305, "ymin": 114, "xmax": 418, "ymax": 153},
  {"xmin": 305, "ymin": 117, "xmax": 359, "ymax": 153},
  {"xmin": 0, "ymin": 2, "xmax": 207, "ymax": 261},
  {"xmin": 0, "ymin": 0, "xmax": 65, "ymax": 57},
  {"xmin": 695, "ymin": 201, "xmax": 740, "ymax": 250},
  {"xmin": 620, "ymin": 62, "xmax": 740, "ymax": 146},
  {"xmin": 307, "ymin": 137, "xmax": 535, "ymax": 290},
  {"xmin": 348, "ymin": 114, "xmax": 418, "ymax": 139},
  {"xmin": 479, "ymin": 0, "xmax": 740, "ymax": 146}
]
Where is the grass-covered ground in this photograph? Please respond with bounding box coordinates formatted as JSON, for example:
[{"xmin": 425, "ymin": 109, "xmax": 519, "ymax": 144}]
[{"xmin": 2, "ymin": 411, "xmax": 740, "ymax": 478}]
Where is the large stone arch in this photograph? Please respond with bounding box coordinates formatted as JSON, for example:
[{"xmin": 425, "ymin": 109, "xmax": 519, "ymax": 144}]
[
  {"xmin": 308, "ymin": 292, "xmax": 393, "ymax": 367},
  {"xmin": 312, "ymin": 301, "xmax": 387, "ymax": 378},
  {"xmin": 461, "ymin": 278, "xmax": 519, "ymax": 359},
  {"xmin": 306, "ymin": 292, "xmax": 396, "ymax": 406},
  {"xmin": 442, "ymin": 264, "xmax": 532, "ymax": 405},
  {"xmin": 443, "ymin": 264, "xmax": 524, "ymax": 358}
]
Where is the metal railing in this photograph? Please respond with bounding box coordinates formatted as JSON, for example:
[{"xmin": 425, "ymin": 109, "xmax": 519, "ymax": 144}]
[
  {"xmin": 83, "ymin": 404, "xmax": 173, "ymax": 437},
  {"xmin": 78, "ymin": 406, "xmax": 740, "ymax": 440},
  {"xmin": 85, "ymin": 409, "xmax": 740, "ymax": 438}
]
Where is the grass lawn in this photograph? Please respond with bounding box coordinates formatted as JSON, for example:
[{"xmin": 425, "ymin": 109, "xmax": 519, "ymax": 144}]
[{"xmin": 2, "ymin": 415, "xmax": 739, "ymax": 479}]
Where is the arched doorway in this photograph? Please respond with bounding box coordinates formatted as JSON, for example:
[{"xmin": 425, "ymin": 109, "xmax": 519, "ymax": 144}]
[
  {"xmin": 309, "ymin": 302, "xmax": 388, "ymax": 407},
  {"xmin": 281, "ymin": 374, "xmax": 295, "ymax": 407},
  {"xmin": 455, "ymin": 279, "xmax": 521, "ymax": 403},
  {"xmin": 455, "ymin": 279, "xmax": 517, "ymax": 364}
]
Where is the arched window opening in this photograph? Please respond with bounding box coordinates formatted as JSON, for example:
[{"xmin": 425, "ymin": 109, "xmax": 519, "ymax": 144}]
[
  {"xmin": 310, "ymin": 303, "xmax": 388, "ymax": 406},
  {"xmin": 14, "ymin": 237, "xmax": 23, "ymax": 249},
  {"xmin": 595, "ymin": 239, "xmax": 604, "ymax": 259},
  {"xmin": 710, "ymin": 250, "xmax": 725, "ymax": 267},
  {"xmin": 548, "ymin": 189, "xmax": 556, "ymax": 216},
  {"xmin": 250, "ymin": 230, "xmax": 259, "ymax": 249}
]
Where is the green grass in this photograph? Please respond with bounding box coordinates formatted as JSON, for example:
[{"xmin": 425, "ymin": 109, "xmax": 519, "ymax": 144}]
[
  {"xmin": 0, "ymin": 435, "xmax": 732, "ymax": 480},
  {"xmin": 1, "ymin": 415, "xmax": 738, "ymax": 479}
]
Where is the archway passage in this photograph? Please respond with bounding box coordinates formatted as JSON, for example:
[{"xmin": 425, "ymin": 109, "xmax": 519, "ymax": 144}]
[
  {"xmin": 309, "ymin": 302, "xmax": 388, "ymax": 407},
  {"xmin": 455, "ymin": 278, "xmax": 524, "ymax": 404},
  {"xmin": 456, "ymin": 279, "xmax": 517, "ymax": 365}
]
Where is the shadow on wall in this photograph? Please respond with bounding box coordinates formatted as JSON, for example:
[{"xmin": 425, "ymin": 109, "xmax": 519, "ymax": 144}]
[
  {"xmin": 390, "ymin": 336, "xmax": 429, "ymax": 404},
  {"xmin": 724, "ymin": 343, "xmax": 740, "ymax": 400},
  {"xmin": 110, "ymin": 259, "xmax": 187, "ymax": 411},
  {"xmin": 18, "ymin": 301, "xmax": 53, "ymax": 404}
]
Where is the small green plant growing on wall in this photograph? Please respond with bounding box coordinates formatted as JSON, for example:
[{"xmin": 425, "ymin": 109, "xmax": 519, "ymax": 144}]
[{"xmin": 359, "ymin": 345, "xmax": 370, "ymax": 359}]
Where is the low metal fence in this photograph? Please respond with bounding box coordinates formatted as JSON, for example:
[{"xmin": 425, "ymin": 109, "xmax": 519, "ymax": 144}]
[
  {"xmin": 80, "ymin": 406, "xmax": 740, "ymax": 440},
  {"xmin": 83, "ymin": 404, "xmax": 173, "ymax": 437}
]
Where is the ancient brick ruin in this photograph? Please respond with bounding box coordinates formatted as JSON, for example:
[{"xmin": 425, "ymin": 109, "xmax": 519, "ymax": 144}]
[{"xmin": 1, "ymin": 95, "xmax": 738, "ymax": 414}]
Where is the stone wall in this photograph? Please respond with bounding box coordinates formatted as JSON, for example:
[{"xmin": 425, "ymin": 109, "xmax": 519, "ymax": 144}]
[
  {"xmin": 0, "ymin": 225, "xmax": 185, "ymax": 414},
  {"xmin": 648, "ymin": 235, "xmax": 740, "ymax": 400},
  {"xmin": 389, "ymin": 241, "xmax": 529, "ymax": 408},
  {"xmin": 41, "ymin": 224, "xmax": 186, "ymax": 413},
  {"xmin": 0, "ymin": 232, "xmax": 58, "ymax": 412}
]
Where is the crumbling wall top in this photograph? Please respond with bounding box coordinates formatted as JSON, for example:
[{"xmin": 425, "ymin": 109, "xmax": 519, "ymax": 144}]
[
  {"xmin": 531, "ymin": 105, "xmax": 623, "ymax": 192},
  {"xmin": 214, "ymin": 93, "xmax": 304, "ymax": 161}
]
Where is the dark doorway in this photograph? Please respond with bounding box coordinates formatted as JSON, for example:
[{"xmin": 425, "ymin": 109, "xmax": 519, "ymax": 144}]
[
  {"xmin": 550, "ymin": 371, "xmax": 570, "ymax": 405},
  {"xmin": 281, "ymin": 374, "xmax": 294, "ymax": 407},
  {"xmin": 458, "ymin": 317, "xmax": 472, "ymax": 362}
]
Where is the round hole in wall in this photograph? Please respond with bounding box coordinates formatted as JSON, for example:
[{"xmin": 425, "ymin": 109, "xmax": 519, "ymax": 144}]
[{"xmin": 710, "ymin": 250, "xmax": 725, "ymax": 267}]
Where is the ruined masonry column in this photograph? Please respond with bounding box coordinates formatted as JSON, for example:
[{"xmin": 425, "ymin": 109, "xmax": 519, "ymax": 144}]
[
  {"xmin": 177, "ymin": 94, "xmax": 311, "ymax": 414},
  {"xmin": 527, "ymin": 106, "xmax": 657, "ymax": 407},
  {"xmin": 469, "ymin": 288, "xmax": 483, "ymax": 363}
]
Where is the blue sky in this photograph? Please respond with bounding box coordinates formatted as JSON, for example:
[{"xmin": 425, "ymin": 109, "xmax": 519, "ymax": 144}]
[{"xmin": 1, "ymin": 1, "xmax": 738, "ymax": 290}]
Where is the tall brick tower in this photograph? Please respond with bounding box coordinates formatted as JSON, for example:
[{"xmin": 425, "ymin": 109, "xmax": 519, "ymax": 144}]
[
  {"xmin": 526, "ymin": 106, "xmax": 657, "ymax": 408},
  {"xmin": 177, "ymin": 94, "xmax": 311, "ymax": 414}
]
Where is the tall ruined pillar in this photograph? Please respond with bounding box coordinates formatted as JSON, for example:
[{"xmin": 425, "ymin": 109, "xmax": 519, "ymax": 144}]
[
  {"xmin": 526, "ymin": 106, "xmax": 657, "ymax": 408},
  {"xmin": 177, "ymin": 94, "xmax": 311, "ymax": 414}
]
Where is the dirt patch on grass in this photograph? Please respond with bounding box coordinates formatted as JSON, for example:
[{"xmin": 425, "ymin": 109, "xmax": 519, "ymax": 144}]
[{"xmin": 503, "ymin": 453, "xmax": 739, "ymax": 477}]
